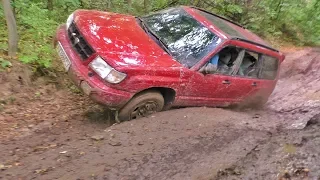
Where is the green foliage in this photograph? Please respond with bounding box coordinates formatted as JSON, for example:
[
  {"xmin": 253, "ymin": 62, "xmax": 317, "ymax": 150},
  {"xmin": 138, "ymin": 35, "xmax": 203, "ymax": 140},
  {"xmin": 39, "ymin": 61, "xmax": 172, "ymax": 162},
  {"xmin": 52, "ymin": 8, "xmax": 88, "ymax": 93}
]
[
  {"xmin": 195, "ymin": 0, "xmax": 320, "ymax": 45},
  {"xmin": 0, "ymin": 0, "xmax": 319, "ymax": 71},
  {"xmin": 0, "ymin": 5, "xmax": 7, "ymax": 52},
  {"xmin": 16, "ymin": 1, "xmax": 58, "ymax": 68},
  {"xmin": 0, "ymin": 58, "xmax": 12, "ymax": 69}
]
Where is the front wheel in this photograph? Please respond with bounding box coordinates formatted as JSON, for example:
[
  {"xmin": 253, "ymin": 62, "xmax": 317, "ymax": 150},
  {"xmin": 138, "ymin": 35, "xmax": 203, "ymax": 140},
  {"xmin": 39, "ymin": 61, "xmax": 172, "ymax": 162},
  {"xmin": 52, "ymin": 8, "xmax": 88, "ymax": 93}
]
[{"xmin": 118, "ymin": 91, "xmax": 164, "ymax": 121}]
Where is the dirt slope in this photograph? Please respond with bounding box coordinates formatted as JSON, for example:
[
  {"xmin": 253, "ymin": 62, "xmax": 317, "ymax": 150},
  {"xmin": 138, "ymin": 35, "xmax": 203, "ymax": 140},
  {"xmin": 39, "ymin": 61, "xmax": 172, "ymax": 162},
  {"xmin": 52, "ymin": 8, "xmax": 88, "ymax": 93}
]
[{"xmin": 0, "ymin": 48, "xmax": 319, "ymax": 180}]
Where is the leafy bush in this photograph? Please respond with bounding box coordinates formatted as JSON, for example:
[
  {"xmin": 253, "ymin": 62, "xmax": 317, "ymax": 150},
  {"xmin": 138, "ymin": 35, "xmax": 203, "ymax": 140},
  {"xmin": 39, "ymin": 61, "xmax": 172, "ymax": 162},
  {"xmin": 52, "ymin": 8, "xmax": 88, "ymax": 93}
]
[
  {"xmin": 0, "ymin": 57, "xmax": 12, "ymax": 69},
  {"xmin": 16, "ymin": 1, "xmax": 58, "ymax": 67}
]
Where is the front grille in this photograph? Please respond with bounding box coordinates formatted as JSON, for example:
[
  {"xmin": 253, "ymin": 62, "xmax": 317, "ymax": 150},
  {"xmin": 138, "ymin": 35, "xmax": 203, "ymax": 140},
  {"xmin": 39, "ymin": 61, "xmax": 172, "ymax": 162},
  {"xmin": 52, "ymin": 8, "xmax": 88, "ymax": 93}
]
[{"xmin": 68, "ymin": 22, "xmax": 94, "ymax": 60}]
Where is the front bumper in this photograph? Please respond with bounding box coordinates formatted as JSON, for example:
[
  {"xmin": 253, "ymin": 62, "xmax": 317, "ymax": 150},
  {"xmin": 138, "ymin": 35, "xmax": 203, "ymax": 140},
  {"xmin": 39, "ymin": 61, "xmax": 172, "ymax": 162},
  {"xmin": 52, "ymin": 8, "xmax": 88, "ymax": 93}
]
[{"xmin": 54, "ymin": 24, "xmax": 133, "ymax": 109}]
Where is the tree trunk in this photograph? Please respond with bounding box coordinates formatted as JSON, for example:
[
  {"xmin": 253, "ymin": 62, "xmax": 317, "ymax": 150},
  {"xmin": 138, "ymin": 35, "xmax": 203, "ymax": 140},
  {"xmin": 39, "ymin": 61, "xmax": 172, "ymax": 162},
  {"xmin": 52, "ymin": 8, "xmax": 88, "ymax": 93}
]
[
  {"xmin": 47, "ymin": 0, "xmax": 53, "ymax": 10},
  {"xmin": 2, "ymin": 0, "xmax": 18, "ymax": 57}
]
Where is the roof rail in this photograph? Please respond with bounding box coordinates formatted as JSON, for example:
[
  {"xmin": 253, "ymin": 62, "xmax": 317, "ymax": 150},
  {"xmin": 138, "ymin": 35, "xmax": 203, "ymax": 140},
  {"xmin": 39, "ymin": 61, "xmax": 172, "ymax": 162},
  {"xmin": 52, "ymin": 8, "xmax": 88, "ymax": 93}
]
[
  {"xmin": 232, "ymin": 37, "xmax": 279, "ymax": 52},
  {"xmin": 190, "ymin": 6, "xmax": 246, "ymax": 29}
]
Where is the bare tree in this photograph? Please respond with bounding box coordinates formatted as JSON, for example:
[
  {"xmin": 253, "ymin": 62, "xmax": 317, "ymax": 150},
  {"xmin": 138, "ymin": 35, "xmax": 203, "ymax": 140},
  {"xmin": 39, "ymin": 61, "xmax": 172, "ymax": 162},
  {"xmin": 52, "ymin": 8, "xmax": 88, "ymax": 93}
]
[{"xmin": 2, "ymin": 0, "xmax": 18, "ymax": 57}]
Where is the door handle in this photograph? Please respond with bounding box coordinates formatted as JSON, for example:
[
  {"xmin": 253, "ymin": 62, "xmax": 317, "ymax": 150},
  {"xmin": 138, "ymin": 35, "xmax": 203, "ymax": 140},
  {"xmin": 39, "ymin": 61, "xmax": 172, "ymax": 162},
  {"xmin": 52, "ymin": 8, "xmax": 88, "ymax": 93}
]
[
  {"xmin": 252, "ymin": 82, "xmax": 258, "ymax": 87},
  {"xmin": 222, "ymin": 80, "xmax": 231, "ymax": 84}
]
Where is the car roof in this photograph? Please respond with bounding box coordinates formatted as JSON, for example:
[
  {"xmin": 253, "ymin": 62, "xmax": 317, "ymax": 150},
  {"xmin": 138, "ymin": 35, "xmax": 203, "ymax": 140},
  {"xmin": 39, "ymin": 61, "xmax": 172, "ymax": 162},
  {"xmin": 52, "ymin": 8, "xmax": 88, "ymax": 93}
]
[{"xmin": 190, "ymin": 7, "xmax": 279, "ymax": 53}]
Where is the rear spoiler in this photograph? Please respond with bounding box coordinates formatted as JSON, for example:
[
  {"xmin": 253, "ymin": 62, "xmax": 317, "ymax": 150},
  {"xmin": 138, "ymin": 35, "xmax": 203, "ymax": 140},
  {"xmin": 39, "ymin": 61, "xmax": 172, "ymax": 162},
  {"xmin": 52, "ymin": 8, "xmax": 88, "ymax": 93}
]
[
  {"xmin": 232, "ymin": 37, "xmax": 279, "ymax": 53},
  {"xmin": 190, "ymin": 6, "xmax": 246, "ymax": 29}
]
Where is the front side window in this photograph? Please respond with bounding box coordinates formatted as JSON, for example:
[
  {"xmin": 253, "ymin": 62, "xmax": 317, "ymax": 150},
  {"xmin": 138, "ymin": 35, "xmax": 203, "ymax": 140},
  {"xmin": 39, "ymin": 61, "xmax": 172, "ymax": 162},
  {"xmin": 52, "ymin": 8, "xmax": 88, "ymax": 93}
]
[
  {"xmin": 200, "ymin": 46, "xmax": 245, "ymax": 75},
  {"xmin": 141, "ymin": 8, "xmax": 221, "ymax": 68}
]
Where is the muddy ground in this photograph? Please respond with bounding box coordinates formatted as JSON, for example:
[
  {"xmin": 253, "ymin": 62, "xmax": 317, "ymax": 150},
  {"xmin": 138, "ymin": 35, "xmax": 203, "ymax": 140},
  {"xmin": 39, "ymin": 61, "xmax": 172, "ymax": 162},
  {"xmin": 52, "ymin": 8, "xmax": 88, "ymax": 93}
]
[{"xmin": 0, "ymin": 48, "xmax": 319, "ymax": 180}]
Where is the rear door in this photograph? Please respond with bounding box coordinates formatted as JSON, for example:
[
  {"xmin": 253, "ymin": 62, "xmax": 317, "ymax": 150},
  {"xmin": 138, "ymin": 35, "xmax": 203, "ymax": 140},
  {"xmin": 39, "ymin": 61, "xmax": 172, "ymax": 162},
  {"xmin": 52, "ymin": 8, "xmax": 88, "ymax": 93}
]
[
  {"xmin": 244, "ymin": 54, "xmax": 280, "ymax": 101},
  {"xmin": 180, "ymin": 46, "xmax": 258, "ymax": 106}
]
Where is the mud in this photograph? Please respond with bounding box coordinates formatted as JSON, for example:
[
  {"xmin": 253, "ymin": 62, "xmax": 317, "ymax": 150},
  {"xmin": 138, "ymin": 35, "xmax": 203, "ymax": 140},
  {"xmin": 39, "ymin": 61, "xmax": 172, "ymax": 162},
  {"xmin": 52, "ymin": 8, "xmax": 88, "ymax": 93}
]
[{"xmin": 0, "ymin": 48, "xmax": 319, "ymax": 180}]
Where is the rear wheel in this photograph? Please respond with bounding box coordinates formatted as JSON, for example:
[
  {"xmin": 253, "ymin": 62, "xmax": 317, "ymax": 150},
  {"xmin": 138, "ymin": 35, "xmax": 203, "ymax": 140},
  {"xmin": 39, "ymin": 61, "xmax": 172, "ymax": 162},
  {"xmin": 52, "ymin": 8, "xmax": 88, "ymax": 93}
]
[{"xmin": 118, "ymin": 91, "xmax": 164, "ymax": 121}]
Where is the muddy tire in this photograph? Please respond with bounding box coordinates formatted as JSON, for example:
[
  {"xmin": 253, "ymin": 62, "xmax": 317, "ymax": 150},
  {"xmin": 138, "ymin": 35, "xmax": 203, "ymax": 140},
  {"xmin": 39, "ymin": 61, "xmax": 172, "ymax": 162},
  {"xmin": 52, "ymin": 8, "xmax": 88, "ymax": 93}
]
[{"xmin": 118, "ymin": 91, "xmax": 164, "ymax": 121}]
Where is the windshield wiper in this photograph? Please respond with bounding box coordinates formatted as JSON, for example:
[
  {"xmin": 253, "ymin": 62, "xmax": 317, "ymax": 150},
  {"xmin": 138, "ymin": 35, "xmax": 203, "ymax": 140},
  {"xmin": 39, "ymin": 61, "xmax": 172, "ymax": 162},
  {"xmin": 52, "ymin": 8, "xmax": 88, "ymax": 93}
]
[{"xmin": 136, "ymin": 17, "xmax": 173, "ymax": 56}]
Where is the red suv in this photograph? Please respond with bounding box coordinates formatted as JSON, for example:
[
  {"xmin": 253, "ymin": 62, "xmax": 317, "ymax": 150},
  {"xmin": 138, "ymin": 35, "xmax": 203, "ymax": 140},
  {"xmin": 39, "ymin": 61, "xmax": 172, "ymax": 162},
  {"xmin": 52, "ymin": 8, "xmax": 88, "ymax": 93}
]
[{"xmin": 55, "ymin": 6, "xmax": 285, "ymax": 121}]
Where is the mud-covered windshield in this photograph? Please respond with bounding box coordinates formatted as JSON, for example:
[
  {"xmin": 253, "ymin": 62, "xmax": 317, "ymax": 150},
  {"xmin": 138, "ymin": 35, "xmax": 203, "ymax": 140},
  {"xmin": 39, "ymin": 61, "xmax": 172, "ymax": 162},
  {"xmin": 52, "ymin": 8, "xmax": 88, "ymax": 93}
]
[{"xmin": 142, "ymin": 8, "xmax": 221, "ymax": 68}]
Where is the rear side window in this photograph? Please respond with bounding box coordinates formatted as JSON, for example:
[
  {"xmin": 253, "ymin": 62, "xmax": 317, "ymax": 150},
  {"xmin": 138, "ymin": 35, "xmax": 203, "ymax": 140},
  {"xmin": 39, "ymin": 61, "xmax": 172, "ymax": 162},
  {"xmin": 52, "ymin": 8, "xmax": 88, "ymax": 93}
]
[
  {"xmin": 261, "ymin": 56, "xmax": 279, "ymax": 80},
  {"xmin": 237, "ymin": 51, "xmax": 261, "ymax": 78}
]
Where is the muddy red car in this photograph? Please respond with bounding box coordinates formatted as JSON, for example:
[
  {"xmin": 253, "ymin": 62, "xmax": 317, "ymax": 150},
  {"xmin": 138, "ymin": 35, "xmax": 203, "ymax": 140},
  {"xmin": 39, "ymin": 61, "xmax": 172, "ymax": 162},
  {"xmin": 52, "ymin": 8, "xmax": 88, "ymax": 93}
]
[{"xmin": 55, "ymin": 6, "xmax": 285, "ymax": 121}]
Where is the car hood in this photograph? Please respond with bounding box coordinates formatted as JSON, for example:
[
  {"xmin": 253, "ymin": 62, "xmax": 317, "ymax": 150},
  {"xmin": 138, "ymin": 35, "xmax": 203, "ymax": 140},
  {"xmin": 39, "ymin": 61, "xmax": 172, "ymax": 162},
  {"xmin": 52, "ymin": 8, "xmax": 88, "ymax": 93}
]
[{"xmin": 73, "ymin": 10, "xmax": 180, "ymax": 68}]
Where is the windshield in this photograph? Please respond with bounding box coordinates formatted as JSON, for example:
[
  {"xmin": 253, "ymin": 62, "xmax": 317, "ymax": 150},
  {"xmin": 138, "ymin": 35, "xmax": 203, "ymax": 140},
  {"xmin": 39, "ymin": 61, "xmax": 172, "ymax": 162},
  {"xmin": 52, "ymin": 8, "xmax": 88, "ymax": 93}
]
[{"xmin": 142, "ymin": 8, "xmax": 221, "ymax": 68}]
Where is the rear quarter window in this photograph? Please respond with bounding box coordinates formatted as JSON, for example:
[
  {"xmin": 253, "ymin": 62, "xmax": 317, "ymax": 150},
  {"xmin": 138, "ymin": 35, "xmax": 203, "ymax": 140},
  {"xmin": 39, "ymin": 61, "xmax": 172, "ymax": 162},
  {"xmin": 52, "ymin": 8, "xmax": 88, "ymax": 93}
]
[{"xmin": 261, "ymin": 55, "xmax": 279, "ymax": 80}]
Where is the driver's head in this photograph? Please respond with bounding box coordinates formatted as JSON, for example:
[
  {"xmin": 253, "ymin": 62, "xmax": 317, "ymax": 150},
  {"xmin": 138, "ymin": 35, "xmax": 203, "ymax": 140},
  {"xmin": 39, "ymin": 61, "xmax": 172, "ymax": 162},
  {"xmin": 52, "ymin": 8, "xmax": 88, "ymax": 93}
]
[{"xmin": 219, "ymin": 48, "xmax": 232, "ymax": 65}]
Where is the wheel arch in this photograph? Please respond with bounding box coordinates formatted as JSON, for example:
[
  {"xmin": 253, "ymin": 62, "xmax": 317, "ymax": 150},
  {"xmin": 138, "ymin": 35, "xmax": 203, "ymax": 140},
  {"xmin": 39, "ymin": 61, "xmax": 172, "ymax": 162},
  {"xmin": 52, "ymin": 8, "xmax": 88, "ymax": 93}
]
[{"xmin": 133, "ymin": 87, "xmax": 176, "ymax": 110}]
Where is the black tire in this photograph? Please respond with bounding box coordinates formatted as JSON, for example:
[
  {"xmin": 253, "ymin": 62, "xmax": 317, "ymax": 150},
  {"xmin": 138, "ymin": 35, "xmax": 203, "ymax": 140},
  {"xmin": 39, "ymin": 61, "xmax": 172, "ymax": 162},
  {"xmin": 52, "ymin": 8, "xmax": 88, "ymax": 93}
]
[{"xmin": 118, "ymin": 91, "xmax": 164, "ymax": 121}]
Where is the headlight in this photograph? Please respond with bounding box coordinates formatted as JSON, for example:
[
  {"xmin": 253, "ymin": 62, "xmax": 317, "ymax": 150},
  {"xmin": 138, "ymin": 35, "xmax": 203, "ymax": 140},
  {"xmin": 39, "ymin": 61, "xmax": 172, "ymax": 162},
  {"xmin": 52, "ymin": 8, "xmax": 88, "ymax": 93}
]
[
  {"xmin": 66, "ymin": 13, "xmax": 74, "ymax": 30},
  {"xmin": 89, "ymin": 56, "xmax": 127, "ymax": 84},
  {"xmin": 89, "ymin": 56, "xmax": 112, "ymax": 79}
]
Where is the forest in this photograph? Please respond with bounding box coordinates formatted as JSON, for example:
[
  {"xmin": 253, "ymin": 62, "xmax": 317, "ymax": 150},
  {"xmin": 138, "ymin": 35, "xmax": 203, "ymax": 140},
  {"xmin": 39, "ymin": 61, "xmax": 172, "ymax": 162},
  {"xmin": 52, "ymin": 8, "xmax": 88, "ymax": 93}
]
[{"xmin": 0, "ymin": 0, "xmax": 319, "ymax": 70}]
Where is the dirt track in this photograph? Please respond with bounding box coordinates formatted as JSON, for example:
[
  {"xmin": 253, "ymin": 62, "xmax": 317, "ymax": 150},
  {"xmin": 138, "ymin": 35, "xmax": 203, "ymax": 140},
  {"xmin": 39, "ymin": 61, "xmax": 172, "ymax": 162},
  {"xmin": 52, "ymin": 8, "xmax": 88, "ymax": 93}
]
[{"xmin": 0, "ymin": 48, "xmax": 319, "ymax": 180}]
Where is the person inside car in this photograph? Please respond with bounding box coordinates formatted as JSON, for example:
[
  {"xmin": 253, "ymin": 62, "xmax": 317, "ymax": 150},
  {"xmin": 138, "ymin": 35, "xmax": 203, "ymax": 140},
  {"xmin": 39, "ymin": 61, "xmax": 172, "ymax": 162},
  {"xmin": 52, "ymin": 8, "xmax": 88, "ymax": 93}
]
[
  {"xmin": 200, "ymin": 47, "xmax": 234, "ymax": 74},
  {"xmin": 238, "ymin": 53, "xmax": 258, "ymax": 77}
]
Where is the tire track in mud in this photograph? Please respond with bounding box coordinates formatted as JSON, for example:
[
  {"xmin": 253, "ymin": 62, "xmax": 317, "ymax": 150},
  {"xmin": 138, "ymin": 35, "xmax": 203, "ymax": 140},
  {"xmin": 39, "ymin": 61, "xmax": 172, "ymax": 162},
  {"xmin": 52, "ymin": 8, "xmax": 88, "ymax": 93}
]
[
  {"xmin": 103, "ymin": 126, "xmax": 271, "ymax": 180},
  {"xmin": 0, "ymin": 108, "xmax": 275, "ymax": 180}
]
